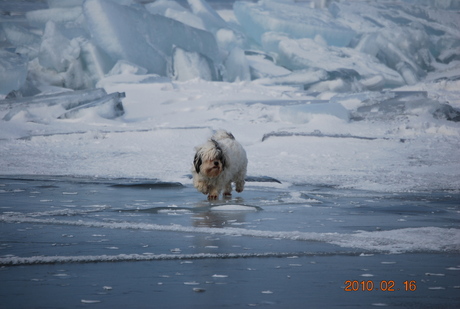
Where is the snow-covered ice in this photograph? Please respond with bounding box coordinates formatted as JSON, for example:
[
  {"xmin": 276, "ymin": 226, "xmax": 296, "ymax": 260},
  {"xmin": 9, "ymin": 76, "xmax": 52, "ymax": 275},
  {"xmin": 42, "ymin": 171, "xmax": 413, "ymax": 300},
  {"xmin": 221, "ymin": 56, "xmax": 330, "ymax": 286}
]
[
  {"xmin": 0, "ymin": 0, "xmax": 459, "ymax": 189},
  {"xmin": 1, "ymin": 78, "xmax": 458, "ymax": 191}
]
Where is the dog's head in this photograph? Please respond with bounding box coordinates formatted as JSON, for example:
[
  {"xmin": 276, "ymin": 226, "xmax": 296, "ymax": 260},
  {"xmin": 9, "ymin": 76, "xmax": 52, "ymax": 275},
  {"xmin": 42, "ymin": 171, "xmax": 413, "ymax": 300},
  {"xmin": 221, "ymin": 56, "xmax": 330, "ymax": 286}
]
[{"xmin": 194, "ymin": 139, "xmax": 227, "ymax": 178}]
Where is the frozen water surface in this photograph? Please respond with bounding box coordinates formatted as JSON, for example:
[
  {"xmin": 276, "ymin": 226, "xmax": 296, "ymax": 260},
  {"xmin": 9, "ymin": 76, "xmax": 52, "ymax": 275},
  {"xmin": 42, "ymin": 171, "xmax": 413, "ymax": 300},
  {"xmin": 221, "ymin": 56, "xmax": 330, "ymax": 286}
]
[{"xmin": 0, "ymin": 176, "xmax": 459, "ymax": 308}]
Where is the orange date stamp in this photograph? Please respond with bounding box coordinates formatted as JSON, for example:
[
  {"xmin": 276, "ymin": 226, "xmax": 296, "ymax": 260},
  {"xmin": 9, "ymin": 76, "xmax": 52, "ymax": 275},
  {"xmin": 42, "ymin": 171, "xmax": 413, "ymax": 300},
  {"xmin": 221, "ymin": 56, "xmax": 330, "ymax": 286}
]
[{"xmin": 344, "ymin": 280, "xmax": 417, "ymax": 292}]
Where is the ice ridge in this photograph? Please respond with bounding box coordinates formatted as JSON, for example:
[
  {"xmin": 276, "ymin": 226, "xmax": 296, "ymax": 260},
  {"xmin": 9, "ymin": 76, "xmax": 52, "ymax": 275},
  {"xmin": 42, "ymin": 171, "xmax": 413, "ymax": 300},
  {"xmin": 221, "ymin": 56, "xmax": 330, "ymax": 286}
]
[
  {"xmin": 1, "ymin": 214, "xmax": 458, "ymax": 254},
  {"xmin": 0, "ymin": 251, "xmax": 362, "ymax": 266}
]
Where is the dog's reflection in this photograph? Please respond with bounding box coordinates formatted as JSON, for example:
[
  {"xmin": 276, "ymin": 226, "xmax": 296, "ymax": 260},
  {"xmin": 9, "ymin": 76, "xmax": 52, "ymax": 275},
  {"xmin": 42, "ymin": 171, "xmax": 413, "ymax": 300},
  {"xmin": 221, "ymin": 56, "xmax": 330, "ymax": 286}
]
[
  {"xmin": 193, "ymin": 210, "xmax": 247, "ymax": 228},
  {"xmin": 192, "ymin": 197, "xmax": 248, "ymax": 228}
]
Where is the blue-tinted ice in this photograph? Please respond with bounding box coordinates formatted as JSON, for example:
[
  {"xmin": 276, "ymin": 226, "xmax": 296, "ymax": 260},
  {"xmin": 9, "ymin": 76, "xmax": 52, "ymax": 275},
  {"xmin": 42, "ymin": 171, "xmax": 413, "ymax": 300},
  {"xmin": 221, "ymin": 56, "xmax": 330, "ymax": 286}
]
[
  {"xmin": 0, "ymin": 176, "xmax": 459, "ymax": 308},
  {"xmin": 2, "ymin": 0, "xmax": 460, "ymax": 95}
]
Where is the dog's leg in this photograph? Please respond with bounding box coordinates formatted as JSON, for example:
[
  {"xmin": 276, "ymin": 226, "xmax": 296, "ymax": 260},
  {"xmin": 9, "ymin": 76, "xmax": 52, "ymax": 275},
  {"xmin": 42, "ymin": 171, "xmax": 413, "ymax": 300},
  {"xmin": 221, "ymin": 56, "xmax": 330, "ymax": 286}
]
[
  {"xmin": 207, "ymin": 186, "xmax": 219, "ymax": 200},
  {"xmin": 193, "ymin": 178, "xmax": 209, "ymax": 195},
  {"xmin": 223, "ymin": 182, "xmax": 232, "ymax": 197},
  {"xmin": 235, "ymin": 178, "xmax": 245, "ymax": 193}
]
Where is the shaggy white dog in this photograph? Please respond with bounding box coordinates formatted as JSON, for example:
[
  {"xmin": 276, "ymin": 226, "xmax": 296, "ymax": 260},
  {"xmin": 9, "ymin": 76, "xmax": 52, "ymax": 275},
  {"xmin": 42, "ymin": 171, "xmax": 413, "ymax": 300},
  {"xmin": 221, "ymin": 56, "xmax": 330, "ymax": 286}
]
[{"xmin": 192, "ymin": 130, "xmax": 248, "ymax": 200}]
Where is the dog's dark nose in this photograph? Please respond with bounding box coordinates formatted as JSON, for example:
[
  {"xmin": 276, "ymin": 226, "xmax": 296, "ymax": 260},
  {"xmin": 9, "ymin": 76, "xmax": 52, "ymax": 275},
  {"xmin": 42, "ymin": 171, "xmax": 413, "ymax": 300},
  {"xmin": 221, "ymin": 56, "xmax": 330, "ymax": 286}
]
[{"xmin": 214, "ymin": 161, "xmax": 219, "ymax": 166}]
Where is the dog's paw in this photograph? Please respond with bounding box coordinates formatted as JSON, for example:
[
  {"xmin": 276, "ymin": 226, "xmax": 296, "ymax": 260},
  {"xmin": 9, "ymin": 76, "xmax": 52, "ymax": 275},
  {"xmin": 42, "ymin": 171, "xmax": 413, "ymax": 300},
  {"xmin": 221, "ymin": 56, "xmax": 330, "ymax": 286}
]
[
  {"xmin": 235, "ymin": 180, "xmax": 245, "ymax": 193},
  {"xmin": 207, "ymin": 194, "xmax": 218, "ymax": 200},
  {"xmin": 208, "ymin": 187, "xmax": 220, "ymax": 200}
]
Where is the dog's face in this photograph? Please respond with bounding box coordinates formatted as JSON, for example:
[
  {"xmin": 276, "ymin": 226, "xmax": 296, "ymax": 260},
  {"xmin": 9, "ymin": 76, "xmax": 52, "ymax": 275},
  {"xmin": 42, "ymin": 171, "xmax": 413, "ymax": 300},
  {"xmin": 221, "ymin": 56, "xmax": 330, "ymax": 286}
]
[
  {"xmin": 200, "ymin": 158, "xmax": 224, "ymax": 178},
  {"xmin": 194, "ymin": 139, "xmax": 227, "ymax": 178}
]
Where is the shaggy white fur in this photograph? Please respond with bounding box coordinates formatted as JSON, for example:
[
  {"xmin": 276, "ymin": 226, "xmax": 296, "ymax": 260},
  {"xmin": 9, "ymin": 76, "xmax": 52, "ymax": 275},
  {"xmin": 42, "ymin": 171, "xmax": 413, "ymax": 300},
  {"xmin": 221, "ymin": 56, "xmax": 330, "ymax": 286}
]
[{"xmin": 192, "ymin": 130, "xmax": 248, "ymax": 200}]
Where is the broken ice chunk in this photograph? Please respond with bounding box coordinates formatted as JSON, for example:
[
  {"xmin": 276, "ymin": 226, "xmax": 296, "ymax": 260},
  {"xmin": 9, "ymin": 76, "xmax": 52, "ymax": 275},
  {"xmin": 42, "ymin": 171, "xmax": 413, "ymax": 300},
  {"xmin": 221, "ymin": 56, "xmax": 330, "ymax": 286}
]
[
  {"xmin": 396, "ymin": 62, "xmax": 419, "ymax": 85},
  {"xmin": 188, "ymin": 0, "xmax": 228, "ymax": 32},
  {"xmin": 280, "ymin": 102, "xmax": 350, "ymax": 124},
  {"xmin": 57, "ymin": 91, "xmax": 125, "ymax": 119},
  {"xmin": 245, "ymin": 51, "xmax": 291, "ymax": 79},
  {"xmin": 81, "ymin": 300, "xmax": 101, "ymax": 304},
  {"xmin": 256, "ymin": 68, "xmax": 328, "ymax": 88},
  {"xmin": 46, "ymin": 0, "xmax": 84, "ymax": 8},
  {"xmin": 0, "ymin": 88, "xmax": 106, "ymax": 110},
  {"xmin": 399, "ymin": 0, "xmax": 460, "ymax": 9},
  {"xmin": 146, "ymin": 0, "xmax": 189, "ymax": 16},
  {"xmin": 107, "ymin": 60, "xmax": 147, "ymax": 76},
  {"xmin": 2, "ymin": 23, "xmax": 41, "ymax": 50},
  {"xmin": 146, "ymin": 0, "xmax": 205, "ymax": 30},
  {"xmin": 0, "ymin": 50, "xmax": 28, "ymax": 96},
  {"xmin": 48, "ymin": 0, "xmax": 132, "ymax": 7},
  {"xmin": 261, "ymin": 290, "xmax": 273, "ymax": 294},
  {"xmin": 433, "ymin": 104, "xmax": 460, "ymax": 122},
  {"xmin": 224, "ymin": 47, "xmax": 250, "ymax": 82},
  {"xmin": 84, "ymin": 0, "xmax": 220, "ymax": 78},
  {"xmin": 1, "ymin": 88, "xmax": 125, "ymax": 120},
  {"xmin": 436, "ymin": 37, "xmax": 460, "ymax": 64},
  {"xmin": 193, "ymin": 287, "xmax": 206, "ymax": 293},
  {"xmin": 83, "ymin": 0, "xmax": 167, "ymax": 76},
  {"xmin": 26, "ymin": 6, "xmax": 83, "ymax": 28},
  {"xmin": 39, "ymin": 21, "xmax": 80, "ymax": 72},
  {"xmin": 352, "ymin": 91, "xmax": 460, "ymax": 122},
  {"xmin": 233, "ymin": 0, "xmax": 356, "ymax": 47},
  {"xmin": 79, "ymin": 39, "xmax": 115, "ymax": 85},
  {"xmin": 329, "ymin": 2, "xmax": 432, "ymax": 82},
  {"xmin": 171, "ymin": 47, "xmax": 217, "ymax": 81},
  {"xmin": 261, "ymin": 33, "xmax": 405, "ymax": 90}
]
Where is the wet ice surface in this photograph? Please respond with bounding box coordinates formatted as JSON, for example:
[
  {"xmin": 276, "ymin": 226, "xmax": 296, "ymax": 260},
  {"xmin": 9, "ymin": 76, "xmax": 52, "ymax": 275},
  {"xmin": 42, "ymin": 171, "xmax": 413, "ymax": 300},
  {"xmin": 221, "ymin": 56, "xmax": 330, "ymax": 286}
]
[{"xmin": 0, "ymin": 176, "xmax": 459, "ymax": 308}]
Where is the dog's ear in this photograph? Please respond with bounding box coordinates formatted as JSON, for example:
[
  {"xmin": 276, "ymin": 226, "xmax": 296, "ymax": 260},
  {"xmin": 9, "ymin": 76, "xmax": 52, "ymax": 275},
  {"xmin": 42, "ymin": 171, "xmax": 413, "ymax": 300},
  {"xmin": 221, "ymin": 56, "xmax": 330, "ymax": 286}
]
[
  {"xmin": 220, "ymin": 153, "xmax": 227, "ymax": 170},
  {"xmin": 194, "ymin": 153, "xmax": 202, "ymax": 174},
  {"xmin": 211, "ymin": 139, "xmax": 227, "ymax": 170},
  {"xmin": 211, "ymin": 138, "xmax": 219, "ymax": 148}
]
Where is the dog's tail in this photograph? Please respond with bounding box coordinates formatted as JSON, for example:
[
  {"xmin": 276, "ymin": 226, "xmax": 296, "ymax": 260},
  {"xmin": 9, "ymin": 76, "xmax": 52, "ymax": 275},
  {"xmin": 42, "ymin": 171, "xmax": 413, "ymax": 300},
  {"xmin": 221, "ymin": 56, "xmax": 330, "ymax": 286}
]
[{"xmin": 213, "ymin": 130, "xmax": 235, "ymax": 140}]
